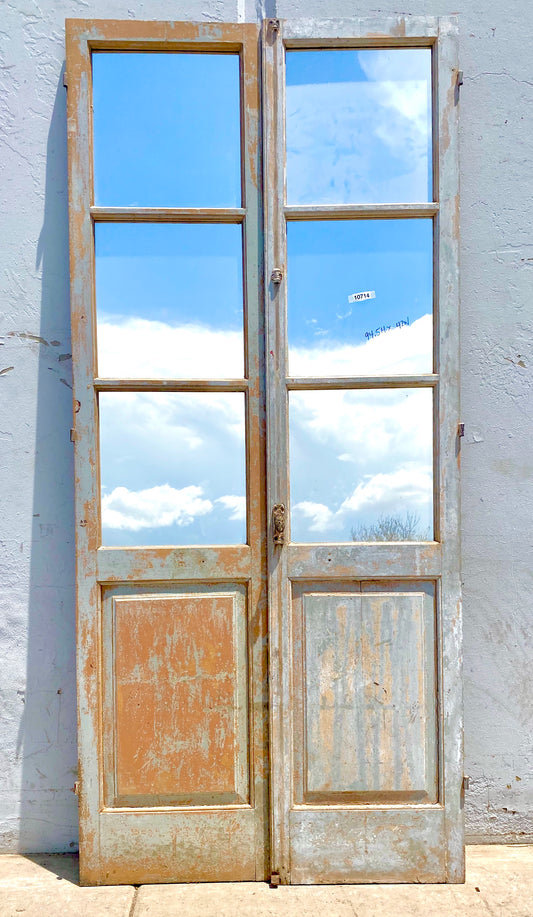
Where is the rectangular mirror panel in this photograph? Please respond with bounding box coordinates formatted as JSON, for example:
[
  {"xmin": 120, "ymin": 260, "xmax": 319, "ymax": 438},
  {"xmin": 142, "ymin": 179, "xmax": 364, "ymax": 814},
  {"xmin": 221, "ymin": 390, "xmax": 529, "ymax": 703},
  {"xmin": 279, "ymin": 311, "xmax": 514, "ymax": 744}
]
[
  {"xmin": 95, "ymin": 223, "xmax": 244, "ymax": 379},
  {"xmin": 288, "ymin": 219, "xmax": 433, "ymax": 377},
  {"xmin": 286, "ymin": 49, "xmax": 432, "ymax": 205},
  {"xmin": 289, "ymin": 388, "xmax": 433, "ymax": 543},
  {"xmin": 93, "ymin": 52, "xmax": 241, "ymax": 207},
  {"xmin": 100, "ymin": 392, "xmax": 246, "ymax": 546}
]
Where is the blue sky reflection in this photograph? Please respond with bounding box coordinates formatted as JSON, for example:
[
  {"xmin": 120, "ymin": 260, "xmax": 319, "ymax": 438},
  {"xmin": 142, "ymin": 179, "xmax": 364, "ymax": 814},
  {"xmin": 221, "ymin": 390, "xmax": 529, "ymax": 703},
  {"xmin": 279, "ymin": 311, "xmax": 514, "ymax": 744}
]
[
  {"xmin": 286, "ymin": 48, "xmax": 432, "ymax": 205},
  {"xmin": 288, "ymin": 219, "xmax": 433, "ymax": 376},
  {"xmin": 93, "ymin": 52, "xmax": 241, "ymax": 207},
  {"xmin": 95, "ymin": 222, "xmax": 244, "ymax": 379}
]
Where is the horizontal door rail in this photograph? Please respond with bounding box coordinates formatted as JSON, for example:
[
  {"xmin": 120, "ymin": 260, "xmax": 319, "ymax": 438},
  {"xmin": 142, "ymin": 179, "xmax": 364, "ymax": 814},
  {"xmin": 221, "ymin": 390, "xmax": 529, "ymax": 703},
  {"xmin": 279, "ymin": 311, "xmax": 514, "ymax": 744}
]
[
  {"xmin": 287, "ymin": 375, "xmax": 439, "ymax": 390},
  {"xmin": 285, "ymin": 203, "xmax": 439, "ymax": 221},
  {"xmin": 90, "ymin": 207, "xmax": 247, "ymax": 223},
  {"xmin": 288, "ymin": 542, "xmax": 442, "ymax": 579},
  {"xmin": 94, "ymin": 378, "xmax": 249, "ymax": 392},
  {"xmin": 97, "ymin": 545, "xmax": 253, "ymax": 582}
]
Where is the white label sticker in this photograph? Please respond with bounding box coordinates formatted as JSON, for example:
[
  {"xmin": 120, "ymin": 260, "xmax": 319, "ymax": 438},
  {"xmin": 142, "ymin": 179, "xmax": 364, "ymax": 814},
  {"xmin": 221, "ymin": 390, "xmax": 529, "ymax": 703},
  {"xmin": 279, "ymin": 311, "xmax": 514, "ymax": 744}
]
[{"xmin": 348, "ymin": 290, "xmax": 376, "ymax": 303}]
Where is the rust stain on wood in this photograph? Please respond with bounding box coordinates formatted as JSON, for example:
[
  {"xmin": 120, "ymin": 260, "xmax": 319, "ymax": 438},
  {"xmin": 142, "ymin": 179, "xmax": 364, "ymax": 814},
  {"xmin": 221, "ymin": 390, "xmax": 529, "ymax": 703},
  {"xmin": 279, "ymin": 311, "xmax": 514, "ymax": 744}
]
[{"xmin": 113, "ymin": 593, "xmax": 247, "ymax": 800}]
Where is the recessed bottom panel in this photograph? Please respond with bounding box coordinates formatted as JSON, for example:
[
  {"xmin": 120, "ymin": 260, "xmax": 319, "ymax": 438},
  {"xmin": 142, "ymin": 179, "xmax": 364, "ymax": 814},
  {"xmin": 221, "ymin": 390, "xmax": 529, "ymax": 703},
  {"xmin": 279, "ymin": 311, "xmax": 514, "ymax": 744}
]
[
  {"xmin": 290, "ymin": 808, "xmax": 446, "ymax": 884},
  {"xmin": 84, "ymin": 807, "xmax": 258, "ymax": 886}
]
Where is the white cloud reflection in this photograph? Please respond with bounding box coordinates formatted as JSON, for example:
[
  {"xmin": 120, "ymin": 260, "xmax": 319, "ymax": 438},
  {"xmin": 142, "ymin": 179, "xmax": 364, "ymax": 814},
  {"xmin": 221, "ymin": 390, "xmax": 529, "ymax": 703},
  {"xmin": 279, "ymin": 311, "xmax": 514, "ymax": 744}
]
[
  {"xmin": 102, "ymin": 483, "xmax": 213, "ymax": 531},
  {"xmin": 97, "ymin": 316, "xmax": 243, "ymax": 379},
  {"xmin": 290, "ymin": 313, "xmax": 431, "ymax": 376},
  {"xmin": 215, "ymin": 494, "xmax": 247, "ymax": 521},
  {"xmin": 294, "ymin": 464, "xmax": 431, "ymax": 536},
  {"xmin": 98, "ymin": 316, "xmax": 433, "ymax": 544},
  {"xmin": 340, "ymin": 467, "xmax": 432, "ymax": 514}
]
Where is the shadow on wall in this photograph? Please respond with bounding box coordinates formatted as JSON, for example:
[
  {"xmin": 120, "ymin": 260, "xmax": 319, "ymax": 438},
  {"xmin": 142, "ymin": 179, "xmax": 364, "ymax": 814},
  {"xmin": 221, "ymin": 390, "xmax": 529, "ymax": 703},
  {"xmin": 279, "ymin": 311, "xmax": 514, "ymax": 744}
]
[{"xmin": 17, "ymin": 67, "xmax": 79, "ymax": 852}]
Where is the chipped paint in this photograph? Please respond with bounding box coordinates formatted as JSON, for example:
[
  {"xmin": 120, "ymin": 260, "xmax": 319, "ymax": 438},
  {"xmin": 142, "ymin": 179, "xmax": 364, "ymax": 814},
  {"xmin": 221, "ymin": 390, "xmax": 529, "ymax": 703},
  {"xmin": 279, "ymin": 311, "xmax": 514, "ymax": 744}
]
[
  {"xmin": 66, "ymin": 18, "xmax": 268, "ymax": 885},
  {"xmin": 2, "ymin": 0, "xmax": 533, "ymax": 873},
  {"xmin": 264, "ymin": 16, "xmax": 462, "ymax": 885},
  {"xmin": 108, "ymin": 591, "xmax": 249, "ymax": 803}
]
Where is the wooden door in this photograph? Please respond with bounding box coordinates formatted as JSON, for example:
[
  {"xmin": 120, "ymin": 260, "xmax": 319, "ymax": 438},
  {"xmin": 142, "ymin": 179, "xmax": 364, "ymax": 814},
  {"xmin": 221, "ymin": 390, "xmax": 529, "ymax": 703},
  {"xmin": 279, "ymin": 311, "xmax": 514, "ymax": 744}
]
[
  {"xmin": 67, "ymin": 15, "xmax": 462, "ymax": 887},
  {"xmin": 264, "ymin": 17, "xmax": 463, "ymax": 883},
  {"xmin": 66, "ymin": 20, "xmax": 268, "ymax": 885}
]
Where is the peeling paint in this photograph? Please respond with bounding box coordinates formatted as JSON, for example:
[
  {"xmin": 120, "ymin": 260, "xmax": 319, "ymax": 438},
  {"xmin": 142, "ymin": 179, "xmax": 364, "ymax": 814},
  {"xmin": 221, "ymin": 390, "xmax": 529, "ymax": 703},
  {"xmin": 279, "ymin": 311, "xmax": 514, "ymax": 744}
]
[
  {"xmin": 1, "ymin": 0, "xmax": 532, "ymax": 873},
  {"xmin": 7, "ymin": 332, "xmax": 49, "ymax": 346}
]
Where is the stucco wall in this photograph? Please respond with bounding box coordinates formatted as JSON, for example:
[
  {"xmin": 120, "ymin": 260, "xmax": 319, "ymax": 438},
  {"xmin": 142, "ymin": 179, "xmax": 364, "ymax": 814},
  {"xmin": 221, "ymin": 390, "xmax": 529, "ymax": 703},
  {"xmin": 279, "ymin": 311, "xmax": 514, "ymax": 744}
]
[{"xmin": 0, "ymin": 0, "xmax": 531, "ymax": 852}]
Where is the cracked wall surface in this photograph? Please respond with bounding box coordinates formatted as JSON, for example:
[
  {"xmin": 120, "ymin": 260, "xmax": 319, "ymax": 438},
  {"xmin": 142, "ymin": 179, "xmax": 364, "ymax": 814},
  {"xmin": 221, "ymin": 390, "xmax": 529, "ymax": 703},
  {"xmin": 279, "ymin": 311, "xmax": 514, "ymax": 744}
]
[{"xmin": 0, "ymin": 0, "xmax": 532, "ymax": 851}]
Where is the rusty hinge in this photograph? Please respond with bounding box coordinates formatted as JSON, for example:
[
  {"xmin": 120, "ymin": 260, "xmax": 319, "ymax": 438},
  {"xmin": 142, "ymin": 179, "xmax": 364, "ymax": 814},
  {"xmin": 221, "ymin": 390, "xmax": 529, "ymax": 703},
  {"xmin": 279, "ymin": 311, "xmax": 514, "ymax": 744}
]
[
  {"xmin": 458, "ymin": 422, "xmax": 465, "ymax": 438},
  {"xmin": 63, "ymin": 71, "xmax": 68, "ymax": 89},
  {"xmin": 269, "ymin": 871, "xmax": 281, "ymax": 887},
  {"xmin": 72, "ymin": 780, "xmax": 80, "ymax": 795},
  {"xmin": 70, "ymin": 428, "xmax": 76, "ymax": 443},
  {"xmin": 271, "ymin": 268, "xmax": 283, "ymax": 284},
  {"xmin": 463, "ymin": 775, "xmax": 471, "ymax": 790},
  {"xmin": 272, "ymin": 504, "xmax": 286, "ymax": 545}
]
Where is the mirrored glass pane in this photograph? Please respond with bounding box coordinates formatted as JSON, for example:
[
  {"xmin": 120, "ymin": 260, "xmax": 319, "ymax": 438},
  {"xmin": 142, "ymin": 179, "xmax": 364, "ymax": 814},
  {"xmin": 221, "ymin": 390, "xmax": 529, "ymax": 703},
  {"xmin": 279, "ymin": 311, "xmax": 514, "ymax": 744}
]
[
  {"xmin": 100, "ymin": 392, "xmax": 246, "ymax": 546},
  {"xmin": 286, "ymin": 49, "xmax": 432, "ymax": 205},
  {"xmin": 288, "ymin": 219, "xmax": 432, "ymax": 376},
  {"xmin": 96, "ymin": 223, "xmax": 244, "ymax": 379},
  {"xmin": 93, "ymin": 53, "xmax": 241, "ymax": 207},
  {"xmin": 289, "ymin": 388, "xmax": 433, "ymax": 543}
]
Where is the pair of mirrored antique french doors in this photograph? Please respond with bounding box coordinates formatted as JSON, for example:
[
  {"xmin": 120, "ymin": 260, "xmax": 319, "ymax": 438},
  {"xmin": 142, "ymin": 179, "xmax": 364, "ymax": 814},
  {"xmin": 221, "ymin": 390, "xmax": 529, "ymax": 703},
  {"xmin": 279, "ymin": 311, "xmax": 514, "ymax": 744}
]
[{"xmin": 66, "ymin": 17, "xmax": 461, "ymax": 886}]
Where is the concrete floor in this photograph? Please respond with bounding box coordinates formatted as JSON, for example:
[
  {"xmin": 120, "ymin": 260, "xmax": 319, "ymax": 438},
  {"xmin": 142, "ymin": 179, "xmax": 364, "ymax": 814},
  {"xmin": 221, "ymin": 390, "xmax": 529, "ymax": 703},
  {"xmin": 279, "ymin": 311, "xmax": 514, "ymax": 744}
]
[{"xmin": 0, "ymin": 846, "xmax": 532, "ymax": 916}]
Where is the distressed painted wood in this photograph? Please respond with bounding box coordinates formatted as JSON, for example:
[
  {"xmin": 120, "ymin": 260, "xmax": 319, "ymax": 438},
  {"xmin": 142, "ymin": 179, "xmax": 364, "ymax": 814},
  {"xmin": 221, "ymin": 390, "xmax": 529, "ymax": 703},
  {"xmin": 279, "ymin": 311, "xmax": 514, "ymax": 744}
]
[
  {"xmin": 286, "ymin": 203, "xmax": 439, "ymax": 220},
  {"xmin": 288, "ymin": 543, "xmax": 442, "ymax": 579},
  {"xmin": 290, "ymin": 809, "xmax": 446, "ymax": 884},
  {"xmin": 95, "ymin": 809, "xmax": 258, "ymax": 885},
  {"xmin": 67, "ymin": 19, "xmax": 267, "ymax": 886},
  {"xmin": 263, "ymin": 16, "xmax": 462, "ymax": 884},
  {"xmin": 292, "ymin": 585, "xmax": 437, "ymax": 803},
  {"xmin": 102, "ymin": 587, "xmax": 249, "ymax": 806},
  {"xmin": 91, "ymin": 207, "xmax": 246, "ymax": 222},
  {"xmin": 97, "ymin": 546, "xmax": 252, "ymax": 582},
  {"xmin": 282, "ymin": 16, "xmax": 443, "ymax": 44},
  {"xmin": 95, "ymin": 379, "xmax": 249, "ymax": 392},
  {"xmin": 433, "ymin": 16, "xmax": 463, "ymax": 882},
  {"xmin": 263, "ymin": 14, "xmax": 291, "ymax": 884},
  {"xmin": 287, "ymin": 375, "xmax": 439, "ymax": 390},
  {"xmin": 68, "ymin": 14, "xmax": 461, "ymax": 886}
]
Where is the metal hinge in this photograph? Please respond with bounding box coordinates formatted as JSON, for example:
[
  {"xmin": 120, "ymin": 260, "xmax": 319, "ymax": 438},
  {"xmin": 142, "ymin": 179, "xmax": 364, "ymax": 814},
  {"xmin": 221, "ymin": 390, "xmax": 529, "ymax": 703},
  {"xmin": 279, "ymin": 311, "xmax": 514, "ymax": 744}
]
[
  {"xmin": 458, "ymin": 423, "xmax": 465, "ymax": 438},
  {"xmin": 73, "ymin": 780, "xmax": 80, "ymax": 796},
  {"xmin": 271, "ymin": 268, "xmax": 283, "ymax": 284},
  {"xmin": 463, "ymin": 775, "xmax": 471, "ymax": 790},
  {"xmin": 267, "ymin": 19, "xmax": 280, "ymax": 35},
  {"xmin": 269, "ymin": 871, "xmax": 281, "ymax": 887},
  {"xmin": 63, "ymin": 71, "xmax": 68, "ymax": 89},
  {"xmin": 70, "ymin": 428, "xmax": 76, "ymax": 443},
  {"xmin": 457, "ymin": 70, "xmax": 464, "ymax": 87}
]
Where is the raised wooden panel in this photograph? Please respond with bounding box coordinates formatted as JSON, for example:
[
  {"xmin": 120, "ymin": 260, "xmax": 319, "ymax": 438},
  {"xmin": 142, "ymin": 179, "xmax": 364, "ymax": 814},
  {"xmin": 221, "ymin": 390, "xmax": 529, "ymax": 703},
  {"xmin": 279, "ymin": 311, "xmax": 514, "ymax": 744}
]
[
  {"xmin": 103, "ymin": 586, "xmax": 249, "ymax": 807},
  {"xmin": 293, "ymin": 582, "xmax": 437, "ymax": 804}
]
